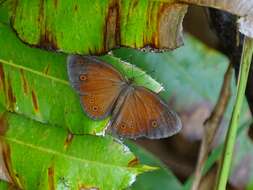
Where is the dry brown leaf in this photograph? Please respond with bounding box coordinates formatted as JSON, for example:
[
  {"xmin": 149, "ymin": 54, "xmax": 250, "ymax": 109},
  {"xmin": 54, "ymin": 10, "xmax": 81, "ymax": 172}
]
[{"xmin": 181, "ymin": 0, "xmax": 253, "ymax": 37}]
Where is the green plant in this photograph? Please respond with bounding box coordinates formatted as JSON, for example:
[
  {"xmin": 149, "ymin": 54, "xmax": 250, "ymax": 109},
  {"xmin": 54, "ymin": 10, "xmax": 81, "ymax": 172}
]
[{"xmin": 0, "ymin": 1, "xmax": 253, "ymax": 190}]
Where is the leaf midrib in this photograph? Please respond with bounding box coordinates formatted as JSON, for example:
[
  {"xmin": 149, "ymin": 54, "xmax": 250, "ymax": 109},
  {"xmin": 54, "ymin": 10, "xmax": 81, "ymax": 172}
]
[
  {"xmin": 0, "ymin": 59, "xmax": 69, "ymax": 85},
  {"xmin": 4, "ymin": 136, "xmax": 141, "ymax": 172}
]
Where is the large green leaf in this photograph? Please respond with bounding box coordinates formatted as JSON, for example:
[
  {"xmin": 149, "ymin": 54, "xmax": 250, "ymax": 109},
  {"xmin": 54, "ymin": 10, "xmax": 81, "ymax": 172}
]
[
  {"xmin": 4, "ymin": 0, "xmax": 187, "ymax": 54},
  {"xmin": 0, "ymin": 22, "xmax": 107, "ymax": 134},
  {"xmin": 0, "ymin": 22, "xmax": 162, "ymax": 135},
  {"xmin": 0, "ymin": 105, "xmax": 152, "ymax": 190}
]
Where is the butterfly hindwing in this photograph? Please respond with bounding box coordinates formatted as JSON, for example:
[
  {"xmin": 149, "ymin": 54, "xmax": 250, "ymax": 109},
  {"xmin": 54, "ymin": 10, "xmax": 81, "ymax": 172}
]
[
  {"xmin": 68, "ymin": 55, "xmax": 126, "ymax": 119},
  {"xmin": 109, "ymin": 87, "xmax": 182, "ymax": 139}
]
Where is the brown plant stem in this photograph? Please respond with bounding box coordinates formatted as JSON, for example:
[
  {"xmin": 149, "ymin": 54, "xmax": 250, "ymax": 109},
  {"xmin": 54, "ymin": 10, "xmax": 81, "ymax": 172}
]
[{"xmin": 191, "ymin": 64, "xmax": 233, "ymax": 190}]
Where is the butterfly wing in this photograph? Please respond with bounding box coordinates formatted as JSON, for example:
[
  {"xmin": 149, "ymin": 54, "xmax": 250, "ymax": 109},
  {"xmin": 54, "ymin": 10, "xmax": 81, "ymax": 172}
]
[
  {"xmin": 109, "ymin": 86, "xmax": 182, "ymax": 139},
  {"xmin": 68, "ymin": 55, "xmax": 126, "ymax": 120}
]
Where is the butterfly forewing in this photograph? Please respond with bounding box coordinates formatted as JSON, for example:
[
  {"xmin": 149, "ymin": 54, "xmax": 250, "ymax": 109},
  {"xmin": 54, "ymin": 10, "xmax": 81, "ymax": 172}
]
[
  {"xmin": 109, "ymin": 86, "xmax": 182, "ymax": 139},
  {"xmin": 68, "ymin": 55, "xmax": 126, "ymax": 119}
]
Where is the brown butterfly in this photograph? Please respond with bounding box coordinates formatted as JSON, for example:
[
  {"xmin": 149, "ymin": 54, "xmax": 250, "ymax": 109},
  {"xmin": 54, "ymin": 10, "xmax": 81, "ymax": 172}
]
[{"xmin": 67, "ymin": 55, "xmax": 182, "ymax": 139}]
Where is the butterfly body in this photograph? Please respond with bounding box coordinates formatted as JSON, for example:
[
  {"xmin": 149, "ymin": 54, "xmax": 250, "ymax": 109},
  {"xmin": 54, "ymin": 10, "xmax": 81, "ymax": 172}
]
[{"xmin": 68, "ymin": 55, "xmax": 182, "ymax": 139}]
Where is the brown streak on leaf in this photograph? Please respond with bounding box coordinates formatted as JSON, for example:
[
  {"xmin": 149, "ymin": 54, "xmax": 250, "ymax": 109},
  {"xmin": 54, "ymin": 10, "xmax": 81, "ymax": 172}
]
[
  {"xmin": 0, "ymin": 114, "xmax": 11, "ymax": 183},
  {"xmin": 74, "ymin": 4, "xmax": 78, "ymax": 11},
  {"xmin": 128, "ymin": 157, "xmax": 139, "ymax": 167},
  {"xmin": 53, "ymin": 0, "xmax": 58, "ymax": 8},
  {"xmin": 0, "ymin": 140, "xmax": 12, "ymax": 183},
  {"xmin": 0, "ymin": 113, "xmax": 8, "ymax": 136},
  {"xmin": 9, "ymin": 0, "xmax": 18, "ymax": 27},
  {"xmin": 38, "ymin": 0, "xmax": 44, "ymax": 30},
  {"xmin": 132, "ymin": 0, "xmax": 138, "ymax": 8},
  {"xmin": 38, "ymin": 0, "xmax": 58, "ymax": 50},
  {"xmin": 39, "ymin": 29, "xmax": 58, "ymax": 50},
  {"xmin": 43, "ymin": 64, "xmax": 50, "ymax": 75},
  {"xmin": 7, "ymin": 77, "xmax": 16, "ymax": 112},
  {"xmin": 31, "ymin": 90, "xmax": 39, "ymax": 112},
  {"xmin": 103, "ymin": 0, "xmax": 120, "ymax": 51},
  {"xmin": 0, "ymin": 139, "xmax": 23, "ymax": 189},
  {"xmin": 48, "ymin": 167, "xmax": 55, "ymax": 190},
  {"xmin": 64, "ymin": 132, "xmax": 74, "ymax": 149},
  {"xmin": 0, "ymin": 63, "xmax": 6, "ymax": 92},
  {"xmin": 20, "ymin": 69, "xmax": 29, "ymax": 95},
  {"xmin": 79, "ymin": 185, "xmax": 99, "ymax": 190}
]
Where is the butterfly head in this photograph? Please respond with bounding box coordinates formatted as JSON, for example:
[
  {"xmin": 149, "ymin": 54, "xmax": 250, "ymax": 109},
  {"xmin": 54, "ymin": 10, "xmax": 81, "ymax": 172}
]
[{"xmin": 126, "ymin": 77, "xmax": 135, "ymax": 86}]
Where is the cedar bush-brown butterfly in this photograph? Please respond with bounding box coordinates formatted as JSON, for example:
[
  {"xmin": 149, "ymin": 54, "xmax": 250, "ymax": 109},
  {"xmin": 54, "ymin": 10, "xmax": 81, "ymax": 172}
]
[{"xmin": 67, "ymin": 55, "xmax": 182, "ymax": 139}]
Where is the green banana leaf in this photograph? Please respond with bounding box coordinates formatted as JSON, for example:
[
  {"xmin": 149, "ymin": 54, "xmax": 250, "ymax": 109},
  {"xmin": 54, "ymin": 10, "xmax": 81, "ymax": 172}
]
[
  {"xmin": 4, "ymin": 0, "xmax": 187, "ymax": 54},
  {"xmin": 0, "ymin": 23, "xmax": 162, "ymax": 135},
  {"xmin": 0, "ymin": 105, "xmax": 153, "ymax": 190}
]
